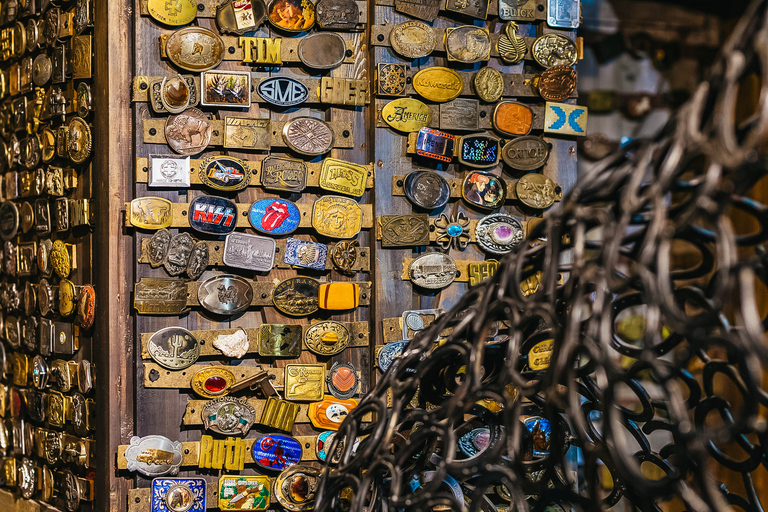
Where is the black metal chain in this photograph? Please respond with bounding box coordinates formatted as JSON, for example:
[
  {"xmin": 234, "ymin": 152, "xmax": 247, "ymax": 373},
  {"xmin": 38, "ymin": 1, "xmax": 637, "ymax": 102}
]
[{"xmin": 316, "ymin": 1, "xmax": 768, "ymax": 510}]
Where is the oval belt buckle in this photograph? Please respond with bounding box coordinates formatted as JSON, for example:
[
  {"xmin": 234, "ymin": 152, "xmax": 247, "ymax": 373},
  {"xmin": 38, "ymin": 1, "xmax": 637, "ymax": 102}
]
[
  {"xmin": 124, "ymin": 435, "xmax": 184, "ymax": 477},
  {"xmin": 160, "ymin": 75, "xmax": 191, "ymax": 114},
  {"xmin": 191, "ymin": 366, "xmax": 275, "ymax": 399},
  {"xmin": 274, "ymin": 465, "xmax": 321, "ymax": 511},
  {"xmin": 326, "ymin": 362, "xmax": 358, "ymax": 399},
  {"xmin": 304, "ymin": 320, "xmax": 349, "ymax": 356}
]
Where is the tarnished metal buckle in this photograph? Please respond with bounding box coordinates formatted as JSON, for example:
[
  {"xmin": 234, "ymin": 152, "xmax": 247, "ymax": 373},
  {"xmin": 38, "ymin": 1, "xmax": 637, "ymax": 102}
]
[
  {"xmin": 444, "ymin": 25, "xmax": 490, "ymax": 63},
  {"xmin": 439, "ymin": 98, "xmax": 479, "ymax": 131},
  {"xmin": 516, "ymin": 173, "xmax": 561, "ymax": 209},
  {"xmin": 501, "ymin": 135, "xmax": 550, "ymax": 171},
  {"xmin": 282, "ymin": 117, "xmax": 334, "ymax": 156},
  {"xmin": 330, "ymin": 240, "xmax": 359, "ymax": 274},
  {"xmin": 393, "ymin": 0, "xmax": 440, "ymax": 21},
  {"xmin": 260, "ymin": 156, "xmax": 307, "ymax": 193},
  {"xmin": 316, "ymin": 0, "xmax": 361, "ymax": 30},
  {"xmin": 258, "ymin": 324, "xmax": 303, "ymax": 357},
  {"xmin": 532, "ymin": 34, "xmax": 577, "ymax": 68},
  {"xmin": 147, "ymin": 327, "xmax": 200, "ymax": 371},
  {"xmin": 298, "ymin": 33, "xmax": 346, "ymax": 70},
  {"xmin": 203, "ymin": 397, "xmax": 256, "ymax": 436},
  {"xmin": 134, "ymin": 278, "xmax": 190, "ymax": 315},
  {"xmin": 272, "ymin": 277, "xmax": 320, "ymax": 317},
  {"xmin": 223, "ymin": 116, "xmax": 270, "ymax": 151},
  {"xmin": 377, "ymin": 62, "xmax": 407, "ymax": 97},
  {"xmin": 165, "ymin": 108, "xmax": 212, "ymax": 155},
  {"xmin": 380, "ymin": 214, "xmax": 430, "ymax": 247},
  {"xmin": 223, "ymin": 232, "xmax": 275, "ymax": 272},
  {"xmin": 320, "ymin": 77, "xmax": 368, "ymax": 106},
  {"xmin": 164, "ymin": 27, "xmax": 225, "ymax": 72}
]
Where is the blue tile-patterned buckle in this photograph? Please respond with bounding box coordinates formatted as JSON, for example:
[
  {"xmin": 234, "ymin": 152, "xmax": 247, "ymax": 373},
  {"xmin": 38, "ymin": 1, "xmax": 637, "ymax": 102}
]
[{"xmin": 151, "ymin": 478, "xmax": 206, "ymax": 512}]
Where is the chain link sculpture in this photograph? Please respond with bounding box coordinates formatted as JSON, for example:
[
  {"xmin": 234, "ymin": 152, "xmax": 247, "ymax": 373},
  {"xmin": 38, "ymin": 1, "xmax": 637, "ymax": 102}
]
[{"xmin": 315, "ymin": 1, "xmax": 768, "ymax": 510}]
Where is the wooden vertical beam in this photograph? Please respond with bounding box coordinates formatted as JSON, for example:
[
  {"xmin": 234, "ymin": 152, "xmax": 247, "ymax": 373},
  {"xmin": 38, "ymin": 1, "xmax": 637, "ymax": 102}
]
[{"xmin": 93, "ymin": 1, "xmax": 135, "ymax": 510}]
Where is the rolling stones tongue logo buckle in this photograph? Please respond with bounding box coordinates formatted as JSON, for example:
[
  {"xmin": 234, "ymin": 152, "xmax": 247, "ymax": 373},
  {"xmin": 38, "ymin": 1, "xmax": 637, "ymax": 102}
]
[{"xmin": 249, "ymin": 199, "xmax": 300, "ymax": 235}]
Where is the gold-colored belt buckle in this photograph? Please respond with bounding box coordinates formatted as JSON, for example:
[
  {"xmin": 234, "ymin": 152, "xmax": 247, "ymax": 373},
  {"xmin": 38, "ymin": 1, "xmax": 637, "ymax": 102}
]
[
  {"xmin": 199, "ymin": 434, "xmax": 246, "ymax": 471},
  {"xmin": 258, "ymin": 396, "xmax": 299, "ymax": 432}
]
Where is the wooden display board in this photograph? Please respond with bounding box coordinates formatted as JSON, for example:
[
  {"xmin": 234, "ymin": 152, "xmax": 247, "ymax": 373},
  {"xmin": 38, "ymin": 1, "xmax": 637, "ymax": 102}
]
[{"xmin": 92, "ymin": 3, "xmax": 581, "ymax": 512}]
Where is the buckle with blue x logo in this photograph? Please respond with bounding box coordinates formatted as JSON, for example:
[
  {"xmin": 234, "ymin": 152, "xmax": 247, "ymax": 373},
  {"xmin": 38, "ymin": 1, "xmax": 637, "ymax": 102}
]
[{"xmin": 544, "ymin": 102, "xmax": 588, "ymax": 137}]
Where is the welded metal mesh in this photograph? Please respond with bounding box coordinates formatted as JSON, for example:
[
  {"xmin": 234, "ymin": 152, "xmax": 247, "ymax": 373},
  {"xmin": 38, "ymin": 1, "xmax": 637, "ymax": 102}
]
[{"xmin": 316, "ymin": 2, "xmax": 768, "ymax": 510}]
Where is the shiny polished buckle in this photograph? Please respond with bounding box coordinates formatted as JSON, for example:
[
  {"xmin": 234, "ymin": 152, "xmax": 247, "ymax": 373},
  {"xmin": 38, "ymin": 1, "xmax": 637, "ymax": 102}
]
[
  {"xmin": 124, "ymin": 435, "xmax": 183, "ymax": 477},
  {"xmin": 284, "ymin": 364, "xmax": 324, "ymax": 402},
  {"xmin": 258, "ymin": 397, "xmax": 299, "ymax": 432},
  {"xmin": 199, "ymin": 435, "xmax": 246, "ymax": 471},
  {"xmin": 415, "ymin": 128, "xmax": 455, "ymax": 163},
  {"xmin": 197, "ymin": 274, "xmax": 253, "ymax": 315},
  {"xmin": 148, "ymin": 154, "xmax": 191, "ymax": 188},
  {"xmin": 304, "ymin": 321, "xmax": 349, "ymax": 357}
]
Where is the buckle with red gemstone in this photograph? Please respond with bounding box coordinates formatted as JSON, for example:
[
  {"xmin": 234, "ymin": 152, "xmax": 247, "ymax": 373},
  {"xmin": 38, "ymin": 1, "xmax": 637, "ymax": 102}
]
[{"xmin": 190, "ymin": 365, "xmax": 275, "ymax": 399}]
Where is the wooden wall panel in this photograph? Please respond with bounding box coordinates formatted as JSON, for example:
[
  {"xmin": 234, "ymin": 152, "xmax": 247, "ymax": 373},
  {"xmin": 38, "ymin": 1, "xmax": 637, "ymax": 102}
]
[{"xmin": 122, "ymin": 3, "xmax": 372, "ymax": 510}]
